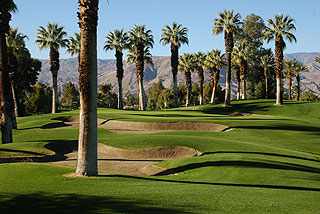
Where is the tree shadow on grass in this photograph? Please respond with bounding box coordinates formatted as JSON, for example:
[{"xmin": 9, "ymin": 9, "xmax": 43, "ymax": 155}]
[
  {"xmin": 0, "ymin": 193, "xmax": 189, "ymax": 214},
  {"xmin": 231, "ymin": 124, "xmax": 320, "ymax": 135},
  {"xmin": 154, "ymin": 160, "xmax": 320, "ymax": 176},
  {"xmin": 201, "ymin": 151, "xmax": 320, "ymax": 163},
  {"xmin": 104, "ymin": 175, "xmax": 320, "ymax": 192},
  {"xmin": 0, "ymin": 140, "xmax": 78, "ymax": 163}
]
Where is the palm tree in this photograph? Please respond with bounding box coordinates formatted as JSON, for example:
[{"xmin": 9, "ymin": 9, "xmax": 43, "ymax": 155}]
[
  {"xmin": 204, "ymin": 49, "xmax": 226, "ymax": 103},
  {"xmin": 0, "ymin": 0, "xmax": 17, "ymax": 143},
  {"xmin": 76, "ymin": 0, "xmax": 99, "ymax": 176},
  {"xmin": 292, "ymin": 62, "xmax": 307, "ymax": 101},
  {"xmin": 178, "ymin": 53, "xmax": 196, "ymax": 106},
  {"xmin": 36, "ymin": 22, "xmax": 68, "ymax": 113},
  {"xmin": 160, "ymin": 22, "xmax": 188, "ymax": 107},
  {"xmin": 213, "ymin": 9, "xmax": 241, "ymax": 106},
  {"xmin": 6, "ymin": 27, "xmax": 28, "ymax": 129},
  {"xmin": 233, "ymin": 40, "xmax": 254, "ymax": 99},
  {"xmin": 194, "ymin": 52, "xmax": 206, "ymax": 105},
  {"xmin": 66, "ymin": 32, "xmax": 80, "ymax": 61},
  {"xmin": 104, "ymin": 29, "xmax": 129, "ymax": 109},
  {"xmin": 263, "ymin": 14, "xmax": 296, "ymax": 105},
  {"xmin": 128, "ymin": 25, "xmax": 154, "ymax": 111},
  {"xmin": 259, "ymin": 55, "xmax": 274, "ymax": 99},
  {"xmin": 283, "ymin": 58, "xmax": 298, "ymax": 100}
]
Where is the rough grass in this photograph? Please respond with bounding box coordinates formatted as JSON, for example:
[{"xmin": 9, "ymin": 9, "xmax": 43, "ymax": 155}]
[{"xmin": 0, "ymin": 99, "xmax": 319, "ymax": 213}]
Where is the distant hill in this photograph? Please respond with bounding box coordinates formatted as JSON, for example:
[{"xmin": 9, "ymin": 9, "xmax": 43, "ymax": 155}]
[{"xmin": 38, "ymin": 52, "xmax": 320, "ymax": 96}]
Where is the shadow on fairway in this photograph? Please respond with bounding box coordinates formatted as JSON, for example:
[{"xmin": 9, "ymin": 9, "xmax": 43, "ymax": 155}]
[
  {"xmin": 0, "ymin": 193, "xmax": 190, "ymax": 214},
  {"xmin": 231, "ymin": 124, "xmax": 320, "ymax": 134},
  {"xmin": 153, "ymin": 160, "xmax": 320, "ymax": 176},
  {"xmin": 105, "ymin": 175, "xmax": 320, "ymax": 192},
  {"xmin": 201, "ymin": 151, "xmax": 320, "ymax": 163}
]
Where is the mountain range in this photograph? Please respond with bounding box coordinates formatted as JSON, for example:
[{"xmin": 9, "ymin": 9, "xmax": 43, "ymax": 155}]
[{"xmin": 38, "ymin": 52, "xmax": 320, "ymax": 96}]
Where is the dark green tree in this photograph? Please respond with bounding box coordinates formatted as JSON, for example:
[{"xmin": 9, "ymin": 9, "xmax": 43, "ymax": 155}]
[
  {"xmin": 61, "ymin": 82, "xmax": 79, "ymax": 110},
  {"xmin": 98, "ymin": 84, "xmax": 117, "ymax": 108},
  {"xmin": 147, "ymin": 82, "xmax": 165, "ymax": 110},
  {"xmin": 24, "ymin": 82, "xmax": 52, "ymax": 114}
]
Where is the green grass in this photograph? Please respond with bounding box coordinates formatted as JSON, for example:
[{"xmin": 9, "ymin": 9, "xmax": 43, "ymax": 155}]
[{"xmin": 0, "ymin": 99, "xmax": 319, "ymax": 213}]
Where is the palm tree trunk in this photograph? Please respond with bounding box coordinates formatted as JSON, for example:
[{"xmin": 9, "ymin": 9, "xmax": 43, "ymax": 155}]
[
  {"xmin": 198, "ymin": 68, "xmax": 204, "ymax": 105},
  {"xmin": 138, "ymin": 74, "xmax": 146, "ymax": 111},
  {"xmin": 225, "ymin": 51, "xmax": 231, "ymax": 106},
  {"xmin": 211, "ymin": 78, "xmax": 218, "ymax": 104},
  {"xmin": 288, "ymin": 72, "xmax": 292, "ymax": 100},
  {"xmin": 76, "ymin": 0, "xmax": 99, "ymax": 176},
  {"xmin": 296, "ymin": 75, "xmax": 300, "ymax": 101},
  {"xmin": 276, "ymin": 77, "xmax": 282, "ymax": 104},
  {"xmin": 118, "ymin": 78, "xmax": 123, "ymax": 109},
  {"xmin": 171, "ymin": 44, "xmax": 179, "ymax": 108},
  {"xmin": 236, "ymin": 70, "xmax": 240, "ymax": 100},
  {"xmin": 50, "ymin": 48, "xmax": 60, "ymax": 113},
  {"xmin": 224, "ymin": 32, "xmax": 233, "ymax": 107},
  {"xmin": 264, "ymin": 68, "xmax": 268, "ymax": 99},
  {"xmin": 185, "ymin": 71, "xmax": 191, "ymax": 106},
  {"xmin": 116, "ymin": 50, "xmax": 124, "ymax": 109},
  {"xmin": 274, "ymin": 37, "xmax": 285, "ymax": 105},
  {"xmin": 0, "ymin": 31, "xmax": 13, "ymax": 143},
  {"xmin": 241, "ymin": 76, "xmax": 246, "ymax": 100},
  {"xmin": 10, "ymin": 81, "xmax": 17, "ymax": 129},
  {"xmin": 51, "ymin": 72, "xmax": 58, "ymax": 113}
]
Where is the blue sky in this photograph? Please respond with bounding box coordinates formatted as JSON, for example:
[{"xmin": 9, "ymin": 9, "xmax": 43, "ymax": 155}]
[{"xmin": 11, "ymin": 0, "xmax": 320, "ymax": 60}]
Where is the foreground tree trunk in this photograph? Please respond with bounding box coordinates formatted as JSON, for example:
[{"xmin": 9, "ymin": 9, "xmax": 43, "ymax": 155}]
[
  {"xmin": 76, "ymin": 0, "xmax": 99, "ymax": 176},
  {"xmin": 171, "ymin": 44, "xmax": 179, "ymax": 108},
  {"xmin": 49, "ymin": 48, "xmax": 60, "ymax": 113},
  {"xmin": 0, "ymin": 8, "xmax": 13, "ymax": 143},
  {"xmin": 274, "ymin": 38, "xmax": 285, "ymax": 105},
  {"xmin": 8, "ymin": 50, "xmax": 17, "ymax": 129}
]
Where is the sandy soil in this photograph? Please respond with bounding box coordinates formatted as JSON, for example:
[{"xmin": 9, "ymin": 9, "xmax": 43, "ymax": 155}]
[{"xmin": 49, "ymin": 143, "xmax": 201, "ymax": 176}]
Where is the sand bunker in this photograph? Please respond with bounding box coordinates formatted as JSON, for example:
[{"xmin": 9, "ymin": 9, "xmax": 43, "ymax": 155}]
[
  {"xmin": 50, "ymin": 143, "xmax": 201, "ymax": 176},
  {"xmin": 43, "ymin": 116, "xmax": 229, "ymax": 133},
  {"xmin": 101, "ymin": 120, "xmax": 229, "ymax": 133}
]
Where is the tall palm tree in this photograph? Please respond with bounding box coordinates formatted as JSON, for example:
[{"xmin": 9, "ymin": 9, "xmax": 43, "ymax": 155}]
[
  {"xmin": 178, "ymin": 53, "xmax": 196, "ymax": 106},
  {"xmin": 204, "ymin": 49, "xmax": 226, "ymax": 103},
  {"xmin": 283, "ymin": 58, "xmax": 298, "ymax": 100},
  {"xmin": 6, "ymin": 27, "xmax": 28, "ymax": 129},
  {"xmin": 104, "ymin": 29, "xmax": 129, "ymax": 109},
  {"xmin": 233, "ymin": 40, "xmax": 254, "ymax": 99},
  {"xmin": 76, "ymin": 0, "xmax": 99, "ymax": 176},
  {"xmin": 36, "ymin": 22, "xmax": 68, "ymax": 113},
  {"xmin": 213, "ymin": 9, "xmax": 241, "ymax": 106},
  {"xmin": 194, "ymin": 51, "xmax": 206, "ymax": 105},
  {"xmin": 263, "ymin": 14, "xmax": 296, "ymax": 105},
  {"xmin": 0, "ymin": 0, "xmax": 17, "ymax": 143},
  {"xmin": 259, "ymin": 54, "xmax": 274, "ymax": 99},
  {"xmin": 160, "ymin": 22, "xmax": 188, "ymax": 107},
  {"xmin": 292, "ymin": 62, "xmax": 307, "ymax": 101},
  {"xmin": 66, "ymin": 32, "xmax": 80, "ymax": 61},
  {"xmin": 128, "ymin": 25, "xmax": 154, "ymax": 111}
]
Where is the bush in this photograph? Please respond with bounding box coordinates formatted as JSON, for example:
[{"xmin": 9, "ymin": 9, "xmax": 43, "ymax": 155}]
[{"xmin": 60, "ymin": 82, "xmax": 79, "ymax": 110}]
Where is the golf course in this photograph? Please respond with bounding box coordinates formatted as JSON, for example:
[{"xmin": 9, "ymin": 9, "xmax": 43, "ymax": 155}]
[{"xmin": 0, "ymin": 100, "xmax": 319, "ymax": 213}]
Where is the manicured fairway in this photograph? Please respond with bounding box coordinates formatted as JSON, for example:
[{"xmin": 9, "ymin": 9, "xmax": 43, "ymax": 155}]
[{"xmin": 1, "ymin": 100, "xmax": 319, "ymax": 213}]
